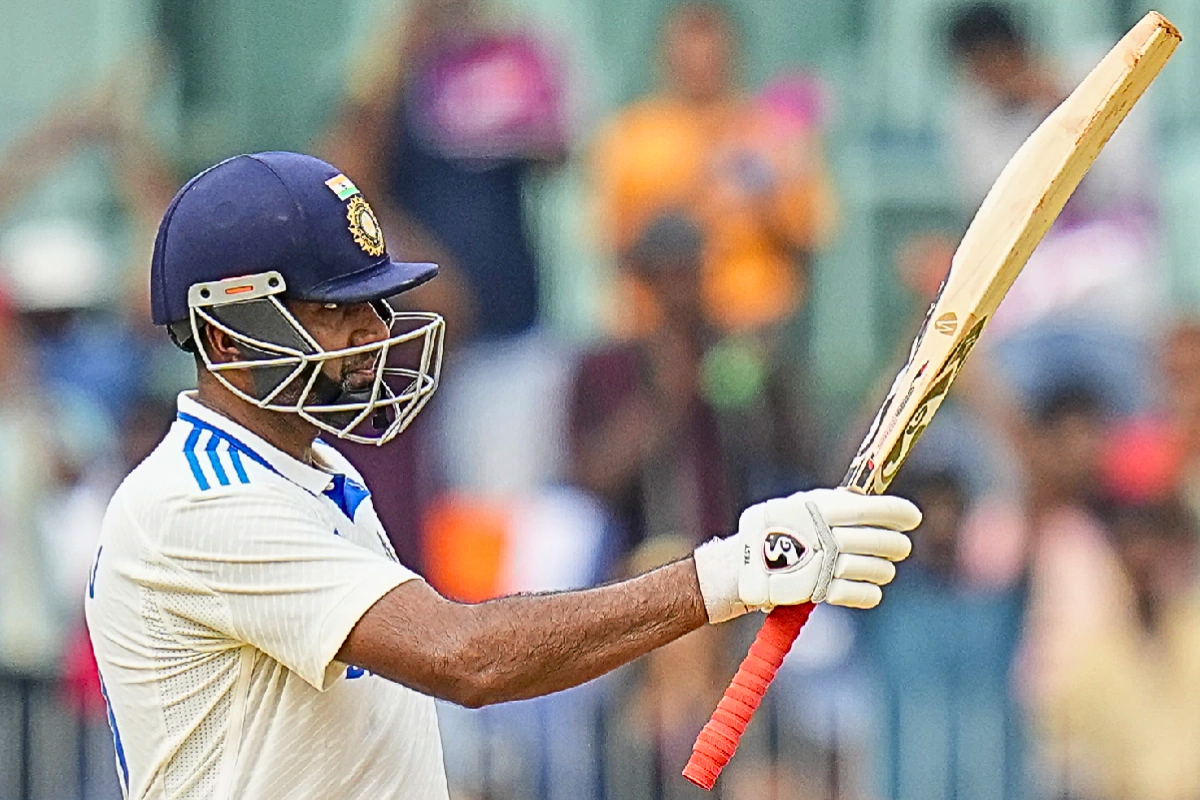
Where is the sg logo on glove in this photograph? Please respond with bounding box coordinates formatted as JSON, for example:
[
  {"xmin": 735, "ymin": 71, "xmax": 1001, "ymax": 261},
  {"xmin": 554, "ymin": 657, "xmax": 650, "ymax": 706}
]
[{"xmin": 762, "ymin": 532, "xmax": 809, "ymax": 572}]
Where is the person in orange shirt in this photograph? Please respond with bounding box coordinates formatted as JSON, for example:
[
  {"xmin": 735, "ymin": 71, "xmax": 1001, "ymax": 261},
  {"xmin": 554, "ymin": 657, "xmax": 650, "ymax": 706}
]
[{"xmin": 592, "ymin": 1, "xmax": 837, "ymax": 335}]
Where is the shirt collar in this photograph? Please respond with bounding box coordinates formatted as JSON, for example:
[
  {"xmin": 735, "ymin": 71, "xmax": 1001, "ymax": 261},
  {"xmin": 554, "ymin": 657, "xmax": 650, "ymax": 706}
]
[{"xmin": 176, "ymin": 392, "xmax": 336, "ymax": 496}]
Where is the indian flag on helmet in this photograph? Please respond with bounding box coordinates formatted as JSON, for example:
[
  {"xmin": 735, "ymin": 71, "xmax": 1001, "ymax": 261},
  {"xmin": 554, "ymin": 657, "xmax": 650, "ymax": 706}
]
[{"xmin": 324, "ymin": 174, "xmax": 360, "ymax": 201}]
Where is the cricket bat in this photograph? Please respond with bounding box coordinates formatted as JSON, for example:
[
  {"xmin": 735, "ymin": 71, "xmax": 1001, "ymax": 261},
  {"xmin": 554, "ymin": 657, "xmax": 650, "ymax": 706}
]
[{"xmin": 683, "ymin": 11, "xmax": 1181, "ymax": 790}]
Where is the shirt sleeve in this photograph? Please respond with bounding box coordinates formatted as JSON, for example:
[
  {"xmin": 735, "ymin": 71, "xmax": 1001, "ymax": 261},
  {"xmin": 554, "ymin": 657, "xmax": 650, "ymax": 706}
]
[{"xmin": 149, "ymin": 487, "xmax": 418, "ymax": 691}]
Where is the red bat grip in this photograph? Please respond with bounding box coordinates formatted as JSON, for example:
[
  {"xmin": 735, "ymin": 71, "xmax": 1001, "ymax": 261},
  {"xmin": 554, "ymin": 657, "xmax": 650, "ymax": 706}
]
[{"xmin": 682, "ymin": 602, "xmax": 814, "ymax": 789}]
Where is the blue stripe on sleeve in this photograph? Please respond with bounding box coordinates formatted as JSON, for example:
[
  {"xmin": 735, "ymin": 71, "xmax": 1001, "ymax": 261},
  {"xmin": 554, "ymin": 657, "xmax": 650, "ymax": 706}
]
[
  {"xmin": 228, "ymin": 447, "xmax": 250, "ymax": 484},
  {"xmin": 177, "ymin": 412, "xmax": 276, "ymax": 474},
  {"xmin": 183, "ymin": 426, "xmax": 210, "ymax": 491},
  {"xmin": 205, "ymin": 432, "xmax": 230, "ymax": 486}
]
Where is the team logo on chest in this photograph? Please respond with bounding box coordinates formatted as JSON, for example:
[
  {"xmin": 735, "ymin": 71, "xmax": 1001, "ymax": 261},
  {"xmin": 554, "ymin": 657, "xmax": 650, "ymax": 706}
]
[{"xmin": 346, "ymin": 196, "xmax": 385, "ymax": 257}]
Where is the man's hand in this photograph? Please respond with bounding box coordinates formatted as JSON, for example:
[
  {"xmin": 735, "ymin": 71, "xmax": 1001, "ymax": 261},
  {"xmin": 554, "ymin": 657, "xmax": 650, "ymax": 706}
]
[{"xmin": 693, "ymin": 488, "xmax": 920, "ymax": 623}]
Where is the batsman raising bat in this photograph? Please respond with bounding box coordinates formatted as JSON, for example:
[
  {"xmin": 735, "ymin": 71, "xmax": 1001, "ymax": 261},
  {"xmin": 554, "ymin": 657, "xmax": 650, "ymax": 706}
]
[
  {"xmin": 82, "ymin": 11, "xmax": 1178, "ymax": 800},
  {"xmin": 84, "ymin": 150, "xmax": 918, "ymax": 800}
]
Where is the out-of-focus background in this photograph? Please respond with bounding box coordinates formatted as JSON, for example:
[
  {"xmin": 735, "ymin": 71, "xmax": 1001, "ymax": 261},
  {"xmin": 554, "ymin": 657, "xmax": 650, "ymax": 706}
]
[{"xmin": 5, "ymin": 0, "xmax": 1200, "ymax": 797}]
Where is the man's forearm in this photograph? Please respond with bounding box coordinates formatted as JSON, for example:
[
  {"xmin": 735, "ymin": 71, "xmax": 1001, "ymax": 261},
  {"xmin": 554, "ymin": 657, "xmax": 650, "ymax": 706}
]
[
  {"xmin": 341, "ymin": 559, "xmax": 709, "ymax": 707},
  {"xmin": 457, "ymin": 558, "xmax": 707, "ymax": 704}
]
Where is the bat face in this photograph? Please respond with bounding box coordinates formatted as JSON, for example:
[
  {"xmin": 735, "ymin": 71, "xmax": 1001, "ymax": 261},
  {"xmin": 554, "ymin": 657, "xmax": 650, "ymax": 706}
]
[{"xmin": 842, "ymin": 11, "xmax": 1181, "ymax": 497}]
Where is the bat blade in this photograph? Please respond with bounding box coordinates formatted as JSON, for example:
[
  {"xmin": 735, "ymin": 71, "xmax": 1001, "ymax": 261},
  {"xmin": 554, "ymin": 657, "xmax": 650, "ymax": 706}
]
[
  {"xmin": 683, "ymin": 10, "xmax": 1181, "ymax": 791},
  {"xmin": 845, "ymin": 9, "xmax": 1180, "ymax": 495}
]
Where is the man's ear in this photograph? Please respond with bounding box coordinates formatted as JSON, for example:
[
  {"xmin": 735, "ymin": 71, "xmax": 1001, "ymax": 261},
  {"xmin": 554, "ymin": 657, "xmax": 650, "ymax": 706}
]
[{"xmin": 203, "ymin": 323, "xmax": 242, "ymax": 364}]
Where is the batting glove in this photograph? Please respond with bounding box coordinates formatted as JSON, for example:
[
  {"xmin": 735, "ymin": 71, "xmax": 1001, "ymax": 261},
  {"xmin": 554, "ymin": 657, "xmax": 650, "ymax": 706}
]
[{"xmin": 693, "ymin": 488, "xmax": 920, "ymax": 623}]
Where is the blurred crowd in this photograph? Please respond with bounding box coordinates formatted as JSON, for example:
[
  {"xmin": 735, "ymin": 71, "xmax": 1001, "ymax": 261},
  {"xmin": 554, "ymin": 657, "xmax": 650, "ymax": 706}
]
[{"xmin": 3, "ymin": 1, "xmax": 1200, "ymax": 799}]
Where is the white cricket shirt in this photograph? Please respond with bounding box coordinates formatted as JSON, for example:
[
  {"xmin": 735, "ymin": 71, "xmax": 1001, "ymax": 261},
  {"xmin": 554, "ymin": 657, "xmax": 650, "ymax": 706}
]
[{"xmin": 85, "ymin": 393, "xmax": 449, "ymax": 800}]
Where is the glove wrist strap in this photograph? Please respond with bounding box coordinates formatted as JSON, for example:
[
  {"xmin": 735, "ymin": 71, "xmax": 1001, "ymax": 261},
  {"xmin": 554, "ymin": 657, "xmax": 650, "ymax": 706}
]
[{"xmin": 693, "ymin": 535, "xmax": 746, "ymax": 624}]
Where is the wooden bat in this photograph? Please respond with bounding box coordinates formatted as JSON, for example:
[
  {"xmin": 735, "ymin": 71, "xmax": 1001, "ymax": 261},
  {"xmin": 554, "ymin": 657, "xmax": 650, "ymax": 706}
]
[{"xmin": 683, "ymin": 10, "xmax": 1181, "ymax": 790}]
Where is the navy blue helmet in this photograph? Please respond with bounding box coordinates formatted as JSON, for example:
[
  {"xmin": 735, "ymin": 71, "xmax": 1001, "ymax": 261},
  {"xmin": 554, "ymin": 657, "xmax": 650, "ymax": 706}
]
[{"xmin": 150, "ymin": 152, "xmax": 444, "ymax": 445}]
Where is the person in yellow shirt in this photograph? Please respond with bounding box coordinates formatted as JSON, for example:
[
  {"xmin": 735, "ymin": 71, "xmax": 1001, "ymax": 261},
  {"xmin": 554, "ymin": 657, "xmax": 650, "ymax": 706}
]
[
  {"xmin": 1036, "ymin": 496, "xmax": 1200, "ymax": 800},
  {"xmin": 591, "ymin": 1, "xmax": 837, "ymax": 335}
]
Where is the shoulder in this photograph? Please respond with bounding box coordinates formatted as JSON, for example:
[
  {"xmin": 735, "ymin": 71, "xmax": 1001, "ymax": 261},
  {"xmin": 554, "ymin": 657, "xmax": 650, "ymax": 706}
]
[
  {"xmin": 593, "ymin": 99, "xmax": 668, "ymax": 154},
  {"xmin": 113, "ymin": 420, "xmax": 274, "ymax": 510},
  {"xmin": 111, "ymin": 423, "xmax": 323, "ymax": 544},
  {"xmin": 604, "ymin": 98, "xmax": 697, "ymax": 139}
]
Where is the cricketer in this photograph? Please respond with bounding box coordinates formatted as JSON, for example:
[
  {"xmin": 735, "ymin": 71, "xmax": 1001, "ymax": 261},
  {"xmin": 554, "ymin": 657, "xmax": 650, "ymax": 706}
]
[{"xmin": 84, "ymin": 151, "xmax": 919, "ymax": 799}]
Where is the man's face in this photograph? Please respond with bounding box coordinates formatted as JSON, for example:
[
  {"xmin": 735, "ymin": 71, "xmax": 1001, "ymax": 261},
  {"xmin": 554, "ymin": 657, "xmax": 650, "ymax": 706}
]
[
  {"xmin": 1026, "ymin": 409, "xmax": 1107, "ymax": 502},
  {"xmin": 643, "ymin": 264, "xmax": 706, "ymax": 330},
  {"xmin": 662, "ymin": 12, "xmax": 735, "ymax": 102},
  {"xmin": 962, "ymin": 42, "xmax": 1033, "ymax": 105},
  {"xmin": 286, "ymin": 300, "xmax": 390, "ymax": 394}
]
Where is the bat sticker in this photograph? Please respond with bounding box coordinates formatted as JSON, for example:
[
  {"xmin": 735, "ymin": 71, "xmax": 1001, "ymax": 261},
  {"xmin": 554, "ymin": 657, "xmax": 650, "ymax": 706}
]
[
  {"xmin": 877, "ymin": 315, "xmax": 988, "ymax": 487},
  {"xmin": 845, "ymin": 283, "xmax": 948, "ymax": 486}
]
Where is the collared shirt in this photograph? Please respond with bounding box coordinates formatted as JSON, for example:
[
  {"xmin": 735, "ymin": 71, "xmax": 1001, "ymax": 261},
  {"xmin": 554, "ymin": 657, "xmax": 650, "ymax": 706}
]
[{"xmin": 85, "ymin": 393, "xmax": 448, "ymax": 800}]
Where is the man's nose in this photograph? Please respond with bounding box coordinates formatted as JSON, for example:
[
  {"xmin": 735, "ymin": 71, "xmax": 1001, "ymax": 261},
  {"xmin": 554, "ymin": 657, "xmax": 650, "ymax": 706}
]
[{"xmin": 348, "ymin": 302, "xmax": 389, "ymax": 346}]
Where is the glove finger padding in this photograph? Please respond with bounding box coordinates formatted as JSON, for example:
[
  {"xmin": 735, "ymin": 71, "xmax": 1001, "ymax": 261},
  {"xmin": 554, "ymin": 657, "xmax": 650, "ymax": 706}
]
[
  {"xmin": 833, "ymin": 526, "xmax": 913, "ymax": 561},
  {"xmin": 833, "ymin": 553, "xmax": 897, "ymax": 585},
  {"xmin": 825, "ymin": 579, "xmax": 884, "ymax": 609},
  {"xmin": 802, "ymin": 488, "xmax": 922, "ymax": 531}
]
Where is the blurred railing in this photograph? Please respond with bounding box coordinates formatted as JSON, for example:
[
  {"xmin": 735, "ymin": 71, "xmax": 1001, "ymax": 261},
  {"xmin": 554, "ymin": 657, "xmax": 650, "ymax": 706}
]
[
  {"xmin": 0, "ymin": 673, "xmax": 121, "ymax": 800},
  {"xmin": 0, "ymin": 669, "xmax": 1033, "ymax": 800}
]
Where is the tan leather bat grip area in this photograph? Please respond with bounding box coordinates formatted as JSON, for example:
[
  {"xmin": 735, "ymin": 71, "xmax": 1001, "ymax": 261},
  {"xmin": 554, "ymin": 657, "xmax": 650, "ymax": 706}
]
[{"xmin": 681, "ymin": 603, "xmax": 813, "ymax": 789}]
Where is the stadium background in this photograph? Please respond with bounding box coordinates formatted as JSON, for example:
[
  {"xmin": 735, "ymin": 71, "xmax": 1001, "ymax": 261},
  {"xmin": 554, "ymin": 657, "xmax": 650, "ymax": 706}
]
[{"xmin": 4, "ymin": 0, "xmax": 1200, "ymax": 798}]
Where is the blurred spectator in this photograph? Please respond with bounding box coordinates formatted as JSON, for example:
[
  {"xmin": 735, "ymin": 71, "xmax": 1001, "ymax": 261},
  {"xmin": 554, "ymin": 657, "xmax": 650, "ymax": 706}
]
[
  {"xmin": 0, "ymin": 62, "xmax": 189, "ymax": 683},
  {"xmin": 568, "ymin": 216, "xmax": 731, "ymax": 555},
  {"xmin": 0, "ymin": 291, "xmax": 61, "ymax": 674},
  {"xmin": 859, "ymin": 466, "xmax": 1028, "ymax": 800},
  {"xmin": 1001, "ymin": 385, "xmax": 1129, "ymax": 726},
  {"xmin": 0, "ymin": 56, "xmax": 191, "ymax": 420},
  {"xmin": 592, "ymin": 0, "xmax": 837, "ymax": 336},
  {"xmin": 0, "ymin": 220, "xmax": 143, "ymax": 423},
  {"xmin": 946, "ymin": 3, "xmax": 1155, "ymax": 216},
  {"xmin": 324, "ymin": 0, "xmax": 573, "ymax": 575},
  {"xmin": 703, "ymin": 327, "xmax": 824, "ymax": 503},
  {"xmin": 945, "ymin": 3, "xmax": 1163, "ymax": 417},
  {"xmin": 1036, "ymin": 496, "xmax": 1200, "ymax": 800},
  {"xmin": 323, "ymin": 0, "xmax": 569, "ymax": 344},
  {"xmin": 945, "ymin": 3, "xmax": 1062, "ymax": 212}
]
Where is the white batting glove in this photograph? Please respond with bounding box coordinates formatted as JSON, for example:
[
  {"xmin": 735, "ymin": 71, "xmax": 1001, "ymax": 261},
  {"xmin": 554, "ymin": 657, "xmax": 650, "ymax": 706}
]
[{"xmin": 692, "ymin": 488, "xmax": 921, "ymax": 623}]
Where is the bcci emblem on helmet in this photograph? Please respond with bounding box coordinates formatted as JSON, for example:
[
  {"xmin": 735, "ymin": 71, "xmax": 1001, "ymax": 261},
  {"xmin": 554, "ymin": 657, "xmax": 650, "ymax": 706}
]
[
  {"xmin": 347, "ymin": 196, "xmax": 385, "ymax": 257},
  {"xmin": 762, "ymin": 532, "xmax": 807, "ymax": 572}
]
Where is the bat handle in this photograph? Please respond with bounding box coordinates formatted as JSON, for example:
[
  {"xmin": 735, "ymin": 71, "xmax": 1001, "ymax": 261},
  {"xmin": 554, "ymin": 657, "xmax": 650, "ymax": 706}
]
[{"xmin": 682, "ymin": 602, "xmax": 814, "ymax": 789}]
